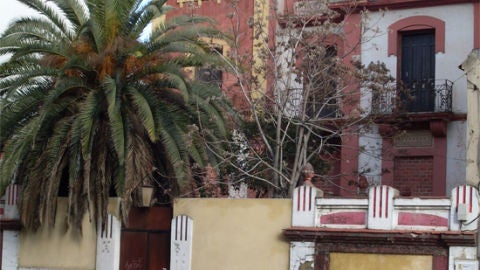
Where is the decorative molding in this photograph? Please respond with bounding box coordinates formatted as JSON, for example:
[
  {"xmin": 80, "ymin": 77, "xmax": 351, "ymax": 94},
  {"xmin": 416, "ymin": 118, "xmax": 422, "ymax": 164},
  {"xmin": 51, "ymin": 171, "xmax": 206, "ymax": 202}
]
[
  {"xmin": 320, "ymin": 212, "xmax": 366, "ymax": 225},
  {"xmin": 393, "ymin": 197, "xmax": 450, "ymax": 231},
  {"xmin": 394, "ymin": 130, "xmax": 433, "ymax": 147},
  {"xmin": 177, "ymin": 0, "xmax": 221, "ymax": 8},
  {"xmin": 430, "ymin": 120, "xmax": 447, "ymax": 137},
  {"xmin": 283, "ymin": 227, "xmax": 476, "ymax": 247},
  {"xmin": 397, "ymin": 212, "xmax": 448, "ymax": 227},
  {"xmin": 388, "ymin": 16, "xmax": 445, "ymax": 57},
  {"xmin": 287, "ymin": 185, "xmax": 480, "ymax": 269},
  {"xmin": 316, "ymin": 198, "xmax": 368, "ymax": 229},
  {"xmin": 0, "ymin": 221, "xmax": 21, "ymax": 231}
]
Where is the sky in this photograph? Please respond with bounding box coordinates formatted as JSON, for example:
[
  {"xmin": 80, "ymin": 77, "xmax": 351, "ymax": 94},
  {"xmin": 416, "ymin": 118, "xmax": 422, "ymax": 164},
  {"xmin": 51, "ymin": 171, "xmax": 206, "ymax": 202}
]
[
  {"xmin": 0, "ymin": 0, "xmax": 36, "ymax": 62},
  {"xmin": 0, "ymin": 0, "xmax": 151, "ymax": 61},
  {"xmin": 0, "ymin": 0, "xmax": 36, "ymax": 34}
]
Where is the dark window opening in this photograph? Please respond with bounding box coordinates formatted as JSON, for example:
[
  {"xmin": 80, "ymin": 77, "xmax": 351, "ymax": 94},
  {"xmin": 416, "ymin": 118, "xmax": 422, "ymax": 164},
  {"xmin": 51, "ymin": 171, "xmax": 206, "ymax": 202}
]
[
  {"xmin": 305, "ymin": 46, "xmax": 339, "ymax": 119},
  {"xmin": 196, "ymin": 47, "xmax": 223, "ymax": 88},
  {"xmin": 400, "ymin": 31, "xmax": 435, "ymax": 112}
]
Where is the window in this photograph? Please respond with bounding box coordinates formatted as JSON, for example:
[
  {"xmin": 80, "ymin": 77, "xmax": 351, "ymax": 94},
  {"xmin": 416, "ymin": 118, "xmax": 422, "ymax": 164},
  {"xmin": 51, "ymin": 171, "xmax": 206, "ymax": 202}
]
[
  {"xmin": 399, "ymin": 30, "xmax": 435, "ymax": 112},
  {"xmin": 304, "ymin": 45, "xmax": 339, "ymax": 119},
  {"xmin": 387, "ymin": 16, "xmax": 446, "ymax": 113},
  {"xmin": 196, "ymin": 46, "xmax": 223, "ymax": 89}
]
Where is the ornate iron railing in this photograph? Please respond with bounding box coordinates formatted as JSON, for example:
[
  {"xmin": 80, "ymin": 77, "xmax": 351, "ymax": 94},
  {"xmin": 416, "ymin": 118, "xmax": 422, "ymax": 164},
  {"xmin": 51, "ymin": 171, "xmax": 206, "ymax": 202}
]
[{"xmin": 372, "ymin": 79, "xmax": 453, "ymax": 115}]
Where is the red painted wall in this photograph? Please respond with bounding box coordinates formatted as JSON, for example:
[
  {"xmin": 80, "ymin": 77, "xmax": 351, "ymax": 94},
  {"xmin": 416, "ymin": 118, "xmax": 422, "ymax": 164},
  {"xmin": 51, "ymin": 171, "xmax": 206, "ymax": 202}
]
[{"xmin": 165, "ymin": 0, "xmax": 256, "ymax": 113}]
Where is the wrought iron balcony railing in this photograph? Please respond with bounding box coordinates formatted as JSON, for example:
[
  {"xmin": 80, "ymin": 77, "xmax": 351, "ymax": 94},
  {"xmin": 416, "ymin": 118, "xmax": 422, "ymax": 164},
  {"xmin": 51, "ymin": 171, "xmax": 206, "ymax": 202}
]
[{"xmin": 372, "ymin": 79, "xmax": 453, "ymax": 115}]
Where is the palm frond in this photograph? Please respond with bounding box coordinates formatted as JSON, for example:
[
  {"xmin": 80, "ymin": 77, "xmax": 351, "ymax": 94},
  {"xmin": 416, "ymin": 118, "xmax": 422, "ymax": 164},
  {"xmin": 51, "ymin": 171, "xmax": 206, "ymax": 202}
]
[
  {"xmin": 127, "ymin": 86, "xmax": 157, "ymax": 140},
  {"xmin": 17, "ymin": 0, "xmax": 75, "ymax": 40},
  {"xmin": 0, "ymin": 0, "xmax": 236, "ymax": 231}
]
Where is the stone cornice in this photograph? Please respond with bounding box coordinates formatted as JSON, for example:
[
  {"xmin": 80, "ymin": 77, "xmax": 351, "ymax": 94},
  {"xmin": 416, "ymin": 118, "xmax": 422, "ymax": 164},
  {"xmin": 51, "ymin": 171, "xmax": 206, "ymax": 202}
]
[{"xmin": 284, "ymin": 227, "xmax": 477, "ymax": 247}]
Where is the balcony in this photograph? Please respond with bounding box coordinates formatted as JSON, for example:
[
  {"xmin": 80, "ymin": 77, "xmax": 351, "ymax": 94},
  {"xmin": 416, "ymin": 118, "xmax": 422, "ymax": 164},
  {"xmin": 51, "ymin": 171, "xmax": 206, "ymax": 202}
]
[
  {"xmin": 293, "ymin": 0, "xmax": 325, "ymax": 16},
  {"xmin": 289, "ymin": 0, "xmax": 365, "ymax": 15},
  {"xmin": 371, "ymin": 79, "xmax": 453, "ymax": 115}
]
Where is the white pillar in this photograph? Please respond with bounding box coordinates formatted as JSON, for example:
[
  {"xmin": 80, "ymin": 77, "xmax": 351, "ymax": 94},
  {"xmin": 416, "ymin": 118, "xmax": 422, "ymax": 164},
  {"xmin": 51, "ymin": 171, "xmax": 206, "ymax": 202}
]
[
  {"xmin": 292, "ymin": 185, "xmax": 322, "ymax": 227},
  {"xmin": 449, "ymin": 185, "xmax": 479, "ymax": 231},
  {"xmin": 3, "ymin": 184, "xmax": 19, "ymax": 220},
  {"xmin": 367, "ymin": 185, "xmax": 399, "ymax": 230},
  {"xmin": 96, "ymin": 214, "xmax": 121, "ymax": 270},
  {"xmin": 289, "ymin": 242, "xmax": 315, "ymax": 270},
  {"xmin": 1, "ymin": 184, "xmax": 20, "ymax": 270},
  {"xmin": 461, "ymin": 50, "xmax": 480, "ymax": 187},
  {"xmin": 1, "ymin": 230, "xmax": 19, "ymax": 270},
  {"xmin": 449, "ymin": 247, "xmax": 478, "ymax": 270},
  {"xmin": 170, "ymin": 215, "xmax": 193, "ymax": 270}
]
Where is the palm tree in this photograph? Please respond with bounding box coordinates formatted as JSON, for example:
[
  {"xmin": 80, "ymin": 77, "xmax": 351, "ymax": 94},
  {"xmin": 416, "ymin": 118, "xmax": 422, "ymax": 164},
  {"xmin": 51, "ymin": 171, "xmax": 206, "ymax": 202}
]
[{"xmin": 0, "ymin": 0, "xmax": 233, "ymax": 230}]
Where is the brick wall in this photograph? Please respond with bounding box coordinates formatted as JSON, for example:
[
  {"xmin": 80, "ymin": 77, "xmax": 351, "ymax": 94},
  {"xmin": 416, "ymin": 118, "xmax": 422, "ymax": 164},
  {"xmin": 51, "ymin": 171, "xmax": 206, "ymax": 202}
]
[{"xmin": 393, "ymin": 156, "xmax": 433, "ymax": 196}]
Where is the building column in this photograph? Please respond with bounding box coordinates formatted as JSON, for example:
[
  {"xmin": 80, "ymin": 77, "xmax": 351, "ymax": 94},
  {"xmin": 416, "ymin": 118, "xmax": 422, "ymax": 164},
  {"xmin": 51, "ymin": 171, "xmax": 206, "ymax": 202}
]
[
  {"xmin": 96, "ymin": 214, "xmax": 121, "ymax": 270},
  {"xmin": 170, "ymin": 215, "xmax": 194, "ymax": 270},
  {"xmin": 1, "ymin": 184, "xmax": 21, "ymax": 270}
]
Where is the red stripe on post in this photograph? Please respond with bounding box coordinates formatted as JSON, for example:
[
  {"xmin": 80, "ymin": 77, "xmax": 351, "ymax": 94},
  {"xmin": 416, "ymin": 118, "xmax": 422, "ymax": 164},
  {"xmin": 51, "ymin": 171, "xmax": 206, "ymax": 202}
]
[
  {"xmin": 185, "ymin": 217, "xmax": 188, "ymax": 241},
  {"xmin": 456, "ymin": 186, "xmax": 459, "ymax": 212},
  {"xmin": 309, "ymin": 186, "xmax": 312, "ymax": 211},
  {"xmin": 180, "ymin": 215, "xmax": 184, "ymax": 241},
  {"xmin": 297, "ymin": 187, "xmax": 301, "ymax": 211},
  {"xmin": 469, "ymin": 186, "xmax": 473, "ymax": 213},
  {"xmin": 8, "ymin": 186, "xmax": 12, "ymax": 205},
  {"xmin": 386, "ymin": 187, "xmax": 389, "ymax": 218},
  {"xmin": 175, "ymin": 216, "xmax": 179, "ymax": 241},
  {"xmin": 302, "ymin": 186, "xmax": 306, "ymax": 211},
  {"xmin": 109, "ymin": 215, "xmax": 113, "ymax": 239},
  {"xmin": 379, "ymin": 186, "xmax": 383, "ymax": 218}
]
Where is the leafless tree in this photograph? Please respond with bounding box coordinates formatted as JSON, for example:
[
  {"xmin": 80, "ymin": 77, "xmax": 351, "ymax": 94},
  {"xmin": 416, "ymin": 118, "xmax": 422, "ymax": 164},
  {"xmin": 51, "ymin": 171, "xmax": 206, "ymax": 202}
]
[{"xmin": 206, "ymin": 0, "xmax": 395, "ymax": 197}]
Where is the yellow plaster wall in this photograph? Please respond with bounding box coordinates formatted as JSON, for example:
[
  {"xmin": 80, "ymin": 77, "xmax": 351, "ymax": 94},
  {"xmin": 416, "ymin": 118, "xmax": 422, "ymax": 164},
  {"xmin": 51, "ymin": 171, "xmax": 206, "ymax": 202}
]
[
  {"xmin": 18, "ymin": 198, "xmax": 98, "ymax": 270},
  {"xmin": 251, "ymin": 0, "xmax": 270, "ymax": 100},
  {"xmin": 330, "ymin": 253, "xmax": 432, "ymax": 270},
  {"xmin": 174, "ymin": 198, "xmax": 291, "ymax": 270}
]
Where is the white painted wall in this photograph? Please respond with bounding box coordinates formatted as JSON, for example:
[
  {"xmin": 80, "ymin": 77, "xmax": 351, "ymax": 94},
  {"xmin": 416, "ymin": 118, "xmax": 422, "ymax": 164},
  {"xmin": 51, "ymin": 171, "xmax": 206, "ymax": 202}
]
[
  {"xmin": 2, "ymin": 231, "xmax": 19, "ymax": 270},
  {"xmin": 359, "ymin": 4, "xmax": 473, "ymax": 192},
  {"xmin": 358, "ymin": 125, "xmax": 382, "ymax": 185},
  {"xmin": 361, "ymin": 3, "xmax": 474, "ymax": 113},
  {"xmin": 446, "ymin": 121, "xmax": 467, "ymax": 193}
]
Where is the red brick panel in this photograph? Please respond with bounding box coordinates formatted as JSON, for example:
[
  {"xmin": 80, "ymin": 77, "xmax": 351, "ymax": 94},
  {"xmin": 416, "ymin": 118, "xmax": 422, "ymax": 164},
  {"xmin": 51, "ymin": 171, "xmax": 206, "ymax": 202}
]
[{"xmin": 393, "ymin": 156, "xmax": 433, "ymax": 196}]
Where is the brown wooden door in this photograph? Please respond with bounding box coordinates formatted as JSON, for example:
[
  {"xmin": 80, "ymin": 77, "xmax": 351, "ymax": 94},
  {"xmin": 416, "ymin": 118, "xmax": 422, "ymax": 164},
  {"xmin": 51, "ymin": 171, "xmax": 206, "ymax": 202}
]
[{"xmin": 120, "ymin": 207, "xmax": 172, "ymax": 270}]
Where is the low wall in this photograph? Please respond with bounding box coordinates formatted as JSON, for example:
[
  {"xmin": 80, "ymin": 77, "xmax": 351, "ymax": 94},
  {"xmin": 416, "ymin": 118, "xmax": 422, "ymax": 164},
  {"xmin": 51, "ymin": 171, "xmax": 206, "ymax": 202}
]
[
  {"xmin": 17, "ymin": 198, "xmax": 115, "ymax": 270},
  {"xmin": 173, "ymin": 198, "xmax": 291, "ymax": 270}
]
